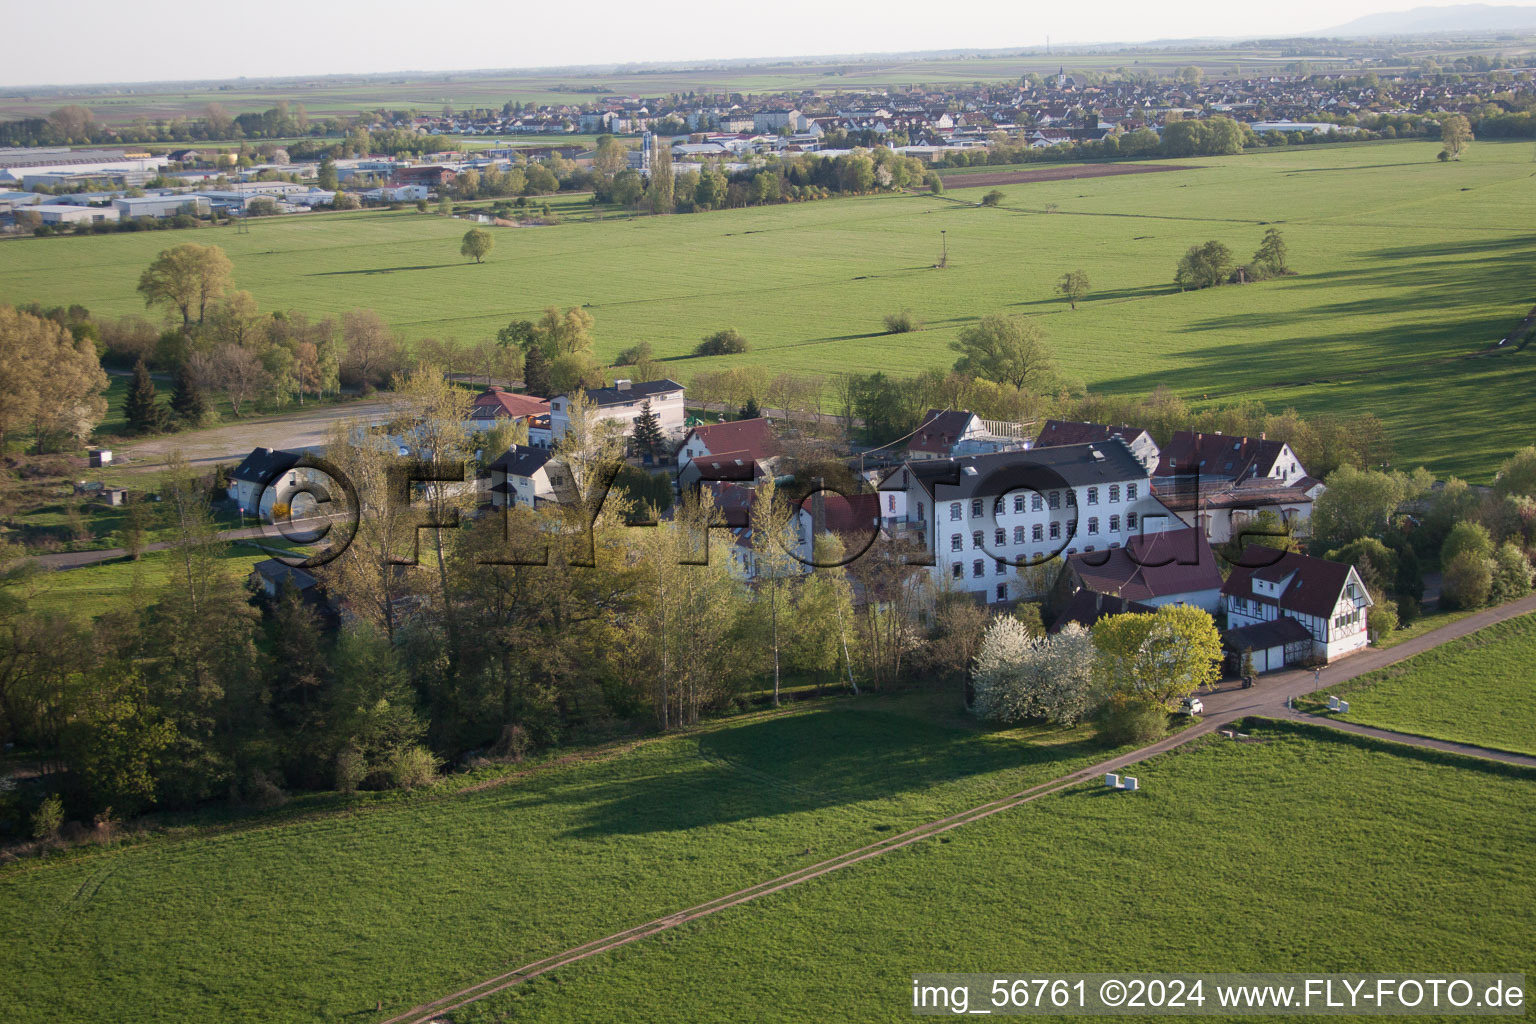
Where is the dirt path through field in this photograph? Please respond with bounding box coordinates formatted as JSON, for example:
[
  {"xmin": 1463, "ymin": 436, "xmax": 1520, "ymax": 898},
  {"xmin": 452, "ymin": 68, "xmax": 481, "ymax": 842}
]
[
  {"xmin": 938, "ymin": 162, "xmax": 1196, "ymax": 189},
  {"xmin": 377, "ymin": 592, "xmax": 1536, "ymax": 1024}
]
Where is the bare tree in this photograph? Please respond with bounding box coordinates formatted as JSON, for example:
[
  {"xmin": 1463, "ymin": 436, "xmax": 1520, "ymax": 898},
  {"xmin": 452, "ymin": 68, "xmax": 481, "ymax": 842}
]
[{"xmin": 195, "ymin": 344, "xmax": 268, "ymax": 417}]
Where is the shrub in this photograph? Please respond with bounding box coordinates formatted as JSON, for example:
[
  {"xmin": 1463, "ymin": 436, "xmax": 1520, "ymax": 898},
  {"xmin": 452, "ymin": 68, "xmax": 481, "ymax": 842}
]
[
  {"xmin": 883, "ymin": 309, "xmax": 920, "ymax": 334},
  {"xmin": 695, "ymin": 328, "xmax": 748, "ymax": 356},
  {"xmin": 980, "ymin": 190, "xmax": 1005, "ymax": 206},
  {"xmin": 1489, "ymin": 542, "xmax": 1534, "ymax": 604},
  {"xmin": 1440, "ymin": 520, "xmax": 1493, "ymax": 567},
  {"xmin": 388, "ymin": 744, "xmax": 441, "ymax": 790},
  {"xmin": 334, "ymin": 747, "xmax": 366, "ymax": 794},
  {"xmin": 1441, "ymin": 550, "xmax": 1492, "ymax": 609},
  {"xmin": 1095, "ymin": 701, "xmax": 1168, "ymax": 746},
  {"xmin": 31, "ymin": 794, "xmax": 64, "ymax": 840},
  {"xmin": 614, "ymin": 341, "xmax": 654, "ymax": 366}
]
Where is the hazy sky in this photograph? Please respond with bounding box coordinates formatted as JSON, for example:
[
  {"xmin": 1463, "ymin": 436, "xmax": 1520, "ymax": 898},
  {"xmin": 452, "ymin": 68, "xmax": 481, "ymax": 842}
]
[{"xmin": 4, "ymin": 0, "xmax": 1527, "ymax": 87}]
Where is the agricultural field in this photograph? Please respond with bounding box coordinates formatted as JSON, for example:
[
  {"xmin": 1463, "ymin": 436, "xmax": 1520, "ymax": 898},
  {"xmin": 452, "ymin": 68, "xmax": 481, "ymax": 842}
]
[
  {"xmin": 468, "ymin": 721, "xmax": 1536, "ymax": 1024},
  {"xmin": 5, "ymin": 708, "xmax": 1527, "ymax": 1023},
  {"xmin": 1302, "ymin": 613, "xmax": 1536, "ymax": 756},
  {"xmin": 4, "ymin": 141, "xmax": 1536, "ymax": 479},
  {"xmin": 0, "ymin": 698, "xmax": 1128, "ymax": 1023}
]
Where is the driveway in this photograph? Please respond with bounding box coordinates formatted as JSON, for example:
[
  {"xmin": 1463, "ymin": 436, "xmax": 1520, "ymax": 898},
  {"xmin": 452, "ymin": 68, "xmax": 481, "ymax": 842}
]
[{"xmin": 111, "ymin": 400, "xmax": 394, "ymax": 472}]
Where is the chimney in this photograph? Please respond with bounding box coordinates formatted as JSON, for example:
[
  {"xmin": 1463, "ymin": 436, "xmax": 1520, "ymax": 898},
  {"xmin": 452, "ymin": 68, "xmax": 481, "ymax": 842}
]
[{"xmin": 616, "ymin": 379, "xmax": 632, "ymax": 391}]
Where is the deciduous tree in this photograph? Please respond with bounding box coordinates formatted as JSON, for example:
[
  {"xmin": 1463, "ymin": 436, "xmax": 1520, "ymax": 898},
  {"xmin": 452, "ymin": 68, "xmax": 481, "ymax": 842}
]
[
  {"xmin": 137, "ymin": 243, "xmax": 234, "ymax": 329},
  {"xmin": 950, "ymin": 315, "xmax": 1054, "ymax": 392},
  {"xmin": 460, "ymin": 228, "xmax": 494, "ymax": 264}
]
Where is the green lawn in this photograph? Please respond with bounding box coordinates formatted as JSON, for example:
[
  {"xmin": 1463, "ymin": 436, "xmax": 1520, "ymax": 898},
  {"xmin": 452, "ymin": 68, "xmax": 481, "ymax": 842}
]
[
  {"xmin": 21, "ymin": 542, "xmax": 278, "ymax": 619},
  {"xmin": 462, "ymin": 721, "xmax": 1536, "ymax": 1023},
  {"xmin": 0, "ymin": 698, "xmax": 1128, "ymax": 1023},
  {"xmin": 6, "ymin": 142, "xmax": 1535, "ymax": 480},
  {"xmin": 1302, "ymin": 612, "xmax": 1536, "ymax": 756}
]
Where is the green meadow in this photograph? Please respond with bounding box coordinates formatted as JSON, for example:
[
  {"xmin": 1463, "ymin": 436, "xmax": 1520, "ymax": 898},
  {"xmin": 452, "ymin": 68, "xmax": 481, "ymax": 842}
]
[
  {"xmin": 0, "ymin": 698, "xmax": 1131, "ymax": 1023},
  {"xmin": 466, "ymin": 721, "xmax": 1536, "ymax": 1024},
  {"xmin": 1303, "ymin": 612, "xmax": 1536, "ymax": 756},
  {"xmin": 4, "ymin": 140, "xmax": 1535, "ymax": 479},
  {"xmin": 5, "ymin": 706, "xmax": 1527, "ymax": 1023}
]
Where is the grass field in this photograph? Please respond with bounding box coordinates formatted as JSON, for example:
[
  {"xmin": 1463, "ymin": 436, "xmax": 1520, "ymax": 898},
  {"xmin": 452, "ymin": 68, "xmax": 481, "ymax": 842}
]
[
  {"xmin": 4, "ymin": 141, "xmax": 1536, "ymax": 480},
  {"xmin": 463, "ymin": 721, "xmax": 1536, "ymax": 1023},
  {"xmin": 19, "ymin": 542, "xmax": 281, "ymax": 618},
  {"xmin": 0, "ymin": 697, "xmax": 1136, "ymax": 1023},
  {"xmin": 6, "ymin": 708, "xmax": 1525, "ymax": 1023},
  {"xmin": 1302, "ymin": 612, "xmax": 1536, "ymax": 756}
]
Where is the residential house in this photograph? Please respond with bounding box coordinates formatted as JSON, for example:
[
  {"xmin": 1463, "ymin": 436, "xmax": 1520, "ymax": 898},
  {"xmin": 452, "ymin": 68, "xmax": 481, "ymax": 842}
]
[
  {"xmin": 1154, "ymin": 430, "xmax": 1322, "ymax": 543},
  {"xmin": 485, "ymin": 445, "xmax": 560, "ymax": 509},
  {"xmin": 676, "ymin": 417, "xmax": 779, "ymax": 486},
  {"xmin": 467, "ymin": 386, "xmax": 550, "ymax": 434},
  {"xmin": 909, "ymin": 409, "xmax": 988, "ymax": 461},
  {"xmin": 1220, "ymin": 547, "xmax": 1373, "ymax": 671},
  {"xmin": 1034, "ymin": 419, "xmax": 1160, "ymax": 473},
  {"xmin": 227, "ymin": 447, "xmax": 329, "ymax": 522},
  {"xmin": 877, "ymin": 439, "xmax": 1178, "ymax": 605},
  {"xmin": 549, "ymin": 378, "xmax": 685, "ymax": 441}
]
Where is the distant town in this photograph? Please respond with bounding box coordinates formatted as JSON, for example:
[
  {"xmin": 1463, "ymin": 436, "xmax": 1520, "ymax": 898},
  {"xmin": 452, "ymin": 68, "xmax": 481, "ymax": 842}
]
[{"xmin": 3, "ymin": 51, "xmax": 1535, "ymax": 232}]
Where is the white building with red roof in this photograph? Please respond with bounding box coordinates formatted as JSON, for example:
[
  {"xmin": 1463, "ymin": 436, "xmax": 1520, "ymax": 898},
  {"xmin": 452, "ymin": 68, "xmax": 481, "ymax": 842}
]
[
  {"xmin": 466, "ymin": 386, "xmax": 550, "ymax": 434},
  {"xmin": 1220, "ymin": 546, "xmax": 1373, "ymax": 671}
]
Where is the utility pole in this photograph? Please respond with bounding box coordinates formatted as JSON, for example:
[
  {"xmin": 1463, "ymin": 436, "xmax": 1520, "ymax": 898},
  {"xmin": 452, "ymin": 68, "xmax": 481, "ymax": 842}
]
[{"xmin": 939, "ymin": 229, "xmax": 947, "ymax": 268}]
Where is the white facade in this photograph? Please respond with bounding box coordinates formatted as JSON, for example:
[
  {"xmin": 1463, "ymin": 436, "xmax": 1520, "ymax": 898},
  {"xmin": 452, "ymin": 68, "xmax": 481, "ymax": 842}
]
[
  {"xmin": 549, "ymin": 381, "xmax": 685, "ymax": 441},
  {"xmin": 1225, "ymin": 566, "xmax": 1372, "ymax": 663},
  {"xmin": 881, "ymin": 457, "xmax": 1177, "ymax": 606}
]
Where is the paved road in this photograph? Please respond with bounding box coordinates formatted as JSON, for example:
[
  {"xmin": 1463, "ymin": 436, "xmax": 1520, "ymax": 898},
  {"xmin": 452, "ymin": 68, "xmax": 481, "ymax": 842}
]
[
  {"xmin": 376, "ymin": 593, "xmax": 1536, "ymax": 1024},
  {"xmin": 108, "ymin": 400, "xmax": 394, "ymax": 472}
]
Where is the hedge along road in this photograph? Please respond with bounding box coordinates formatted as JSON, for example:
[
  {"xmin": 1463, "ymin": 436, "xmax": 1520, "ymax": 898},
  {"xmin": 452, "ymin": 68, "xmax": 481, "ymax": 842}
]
[{"xmin": 377, "ymin": 591, "xmax": 1536, "ymax": 1024}]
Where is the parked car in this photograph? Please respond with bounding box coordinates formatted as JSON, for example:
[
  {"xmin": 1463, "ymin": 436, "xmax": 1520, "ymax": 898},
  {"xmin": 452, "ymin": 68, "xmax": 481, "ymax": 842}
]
[{"xmin": 1181, "ymin": 697, "xmax": 1204, "ymax": 716}]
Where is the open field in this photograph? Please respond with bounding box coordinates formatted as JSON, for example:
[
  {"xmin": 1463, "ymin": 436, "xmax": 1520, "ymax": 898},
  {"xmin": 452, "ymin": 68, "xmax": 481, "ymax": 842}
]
[
  {"xmin": 7, "ymin": 708, "xmax": 1523, "ymax": 1023},
  {"xmin": 459, "ymin": 721, "xmax": 1536, "ymax": 1023},
  {"xmin": 936, "ymin": 161, "xmax": 1195, "ymax": 187},
  {"xmin": 1302, "ymin": 613, "xmax": 1536, "ymax": 756},
  {"xmin": 18, "ymin": 542, "xmax": 282, "ymax": 618},
  {"xmin": 4, "ymin": 141, "xmax": 1536, "ymax": 479},
  {"xmin": 0, "ymin": 698, "xmax": 1134, "ymax": 1023}
]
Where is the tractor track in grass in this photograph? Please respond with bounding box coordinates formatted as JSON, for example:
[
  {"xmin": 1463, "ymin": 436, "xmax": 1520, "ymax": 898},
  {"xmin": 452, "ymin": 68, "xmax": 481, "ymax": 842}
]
[
  {"xmin": 379, "ymin": 720, "xmax": 1227, "ymax": 1024},
  {"xmin": 378, "ymin": 593, "xmax": 1536, "ymax": 1024}
]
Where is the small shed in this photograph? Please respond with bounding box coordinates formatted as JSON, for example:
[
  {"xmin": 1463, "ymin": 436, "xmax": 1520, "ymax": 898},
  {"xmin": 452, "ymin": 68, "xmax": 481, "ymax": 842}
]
[
  {"xmin": 100, "ymin": 487, "xmax": 128, "ymax": 507},
  {"xmin": 89, "ymin": 449, "xmax": 113, "ymax": 468}
]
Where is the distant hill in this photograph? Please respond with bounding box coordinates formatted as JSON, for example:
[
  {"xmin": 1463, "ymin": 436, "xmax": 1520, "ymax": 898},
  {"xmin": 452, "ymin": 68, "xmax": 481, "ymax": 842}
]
[{"xmin": 1320, "ymin": 3, "xmax": 1536, "ymax": 36}]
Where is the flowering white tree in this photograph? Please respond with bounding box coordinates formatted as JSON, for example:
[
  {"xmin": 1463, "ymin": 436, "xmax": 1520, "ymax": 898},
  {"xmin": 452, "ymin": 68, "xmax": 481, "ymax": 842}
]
[{"xmin": 972, "ymin": 619, "xmax": 1098, "ymax": 726}]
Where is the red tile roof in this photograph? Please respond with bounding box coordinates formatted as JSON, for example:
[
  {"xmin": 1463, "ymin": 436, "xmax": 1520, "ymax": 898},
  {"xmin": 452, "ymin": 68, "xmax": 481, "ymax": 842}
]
[
  {"xmin": 1156, "ymin": 430, "xmax": 1293, "ymax": 480},
  {"xmin": 471, "ymin": 387, "xmax": 550, "ymax": 420},
  {"xmin": 1035, "ymin": 419, "xmax": 1150, "ymax": 448},
  {"xmin": 1067, "ymin": 527, "xmax": 1222, "ymax": 602},
  {"xmin": 684, "ymin": 417, "xmax": 778, "ymax": 461},
  {"xmin": 816, "ymin": 492, "xmax": 880, "ymax": 535},
  {"xmin": 909, "ymin": 409, "xmax": 977, "ymax": 455},
  {"xmin": 1221, "ymin": 547, "xmax": 1363, "ymax": 619}
]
